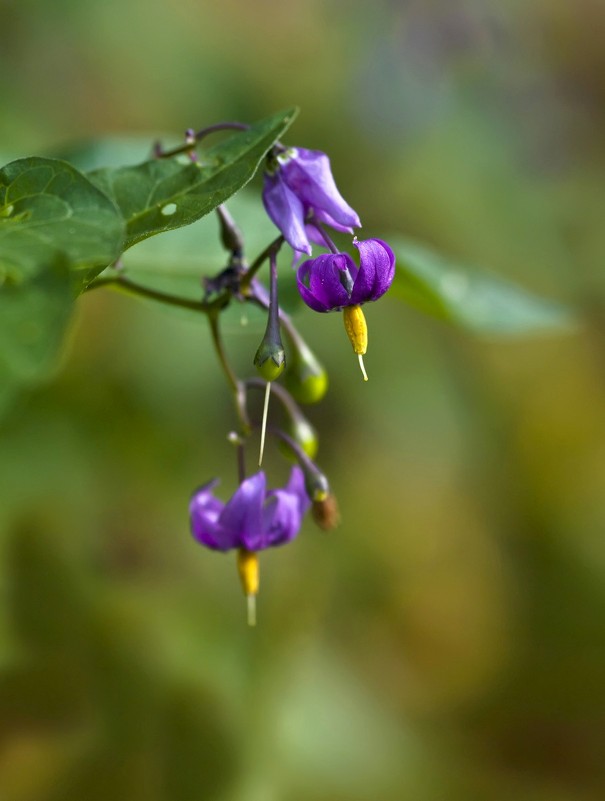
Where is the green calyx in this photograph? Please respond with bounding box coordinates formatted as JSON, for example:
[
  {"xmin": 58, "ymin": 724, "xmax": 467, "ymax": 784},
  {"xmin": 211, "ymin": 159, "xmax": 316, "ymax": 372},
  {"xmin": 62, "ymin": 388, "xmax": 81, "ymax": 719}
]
[
  {"xmin": 284, "ymin": 339, "xmax": 328, "ymax": 404},
  {"xmin": 254, "ymin": 339, "xmax": 286, "ymax": 382},
  {"xmin": 302, "ymin": 464, "xmax": 330, "ymax": 503},
  {"xmin": 265, "ymin": 146, "xmax": 296, "ymax": 176}
]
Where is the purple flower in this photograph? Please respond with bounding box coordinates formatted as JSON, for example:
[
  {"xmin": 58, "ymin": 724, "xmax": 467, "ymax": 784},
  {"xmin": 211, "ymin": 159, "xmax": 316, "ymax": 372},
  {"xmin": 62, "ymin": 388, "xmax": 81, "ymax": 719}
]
[
  {"xmin": 190, "ymin": 466, "xmax": 310, "ymax": 552},
  {"xmin": 296, "ymin": 238, "xmax": 396, "ymax": 312},
  {"xmin": 263, "ymin": 147, "xmax": 361, "ymax": 255}
]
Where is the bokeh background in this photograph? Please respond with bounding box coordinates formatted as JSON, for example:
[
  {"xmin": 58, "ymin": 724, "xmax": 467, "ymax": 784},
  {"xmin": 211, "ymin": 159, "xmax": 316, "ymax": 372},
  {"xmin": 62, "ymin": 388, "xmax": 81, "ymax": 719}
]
[{"xmin": 2, "ymin": 1, "xmax": 605, "ymax": 799}]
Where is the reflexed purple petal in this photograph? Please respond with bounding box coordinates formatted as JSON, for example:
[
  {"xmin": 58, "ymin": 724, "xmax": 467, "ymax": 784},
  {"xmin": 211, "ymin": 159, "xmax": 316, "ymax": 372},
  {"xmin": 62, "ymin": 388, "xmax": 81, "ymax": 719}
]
[
  {"xmin": 305, "ymin": 223, "xmax": 331, "ymax": 250},
  {"xmin": 299, "ymin": 253, "xmax": 355, "ymax": 311},
  {"xmin": 190, "ymin": 479, "xmax": 228, "ymax": 550},
  {"xmin": 258, "ymin": 467, "xmax": 309, "ymax": 547},
  {"xmin": 291, "ymin": 248, "xmax": 308, "ymax": 269},
  {"xmin": 283, "ymin": 465, "xmax": 311, "ymax": 515},
  {"xmin": 313, "ymin": 253, "xmax": 356, "ymax": 308},
  {"xmin": 297, "ymin": 259, "xmax": 331, "ymax": 312},
  {"xmin": 262, "ymin": 173, "xmax": 311, "ymax": 255},
  {"xmin": 311, "ymin": 207, "xmax": 357, "ymax": 234},
  {"xmin": 282, "ymin": 148, "xmax": 361, "ymax": 230},
  {"xmin": 218, "ymin": 472, "xmax": 266, "ymax": 550},
  {"xmin": 259, "ymin": 490, "xmax": 302, "ymax": 547},
  {"xmin": 348, "ymin": 241, "xmax": 377, "ymax": 305},
  {"xmin": 350, "ymin": 239, "xmax": 396, "ymax": 305}
]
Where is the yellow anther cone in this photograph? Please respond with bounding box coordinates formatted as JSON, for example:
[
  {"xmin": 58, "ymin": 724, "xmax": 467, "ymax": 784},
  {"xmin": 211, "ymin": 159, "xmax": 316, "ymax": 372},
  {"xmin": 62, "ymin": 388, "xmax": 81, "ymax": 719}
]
[{"xmin": 343, "ymin": 305, "xmax": 369, "ymax": 381}]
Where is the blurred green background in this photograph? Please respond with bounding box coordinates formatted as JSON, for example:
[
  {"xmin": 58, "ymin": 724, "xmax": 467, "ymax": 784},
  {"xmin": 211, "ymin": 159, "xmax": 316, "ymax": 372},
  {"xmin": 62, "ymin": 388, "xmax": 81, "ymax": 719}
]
[{"xmin": 2, "ymin": 1, "xmax": 605, "ymax": 799}]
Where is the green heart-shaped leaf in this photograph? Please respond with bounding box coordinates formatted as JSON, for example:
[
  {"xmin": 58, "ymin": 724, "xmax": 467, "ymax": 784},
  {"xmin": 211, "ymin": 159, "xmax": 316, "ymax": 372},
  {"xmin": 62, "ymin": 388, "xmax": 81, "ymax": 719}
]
[
  {"xmin": 88, "ymin": 107, "xmax": 298, "ymax": 250},
  {"xmin": 0, "ymin": 157, "xmax": 124, "ymax": 283},
  {"xmin": 0, "ymin": 157, "xmax": 125, "ymax": 419}
]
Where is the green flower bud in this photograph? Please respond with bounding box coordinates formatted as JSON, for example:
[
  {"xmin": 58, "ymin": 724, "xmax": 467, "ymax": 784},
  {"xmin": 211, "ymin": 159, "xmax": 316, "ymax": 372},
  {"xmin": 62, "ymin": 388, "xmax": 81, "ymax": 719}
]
[
  {"xmin": 279, "ymin": 414, "xmax": 319, "ymax": 462},
  {"xmin": 254, "ymin": 248, "xmax": 286, "ymax": 383},
  {"xmin": 254, "ymin": 338, "xmax": 286, "ymax": 382},
  {"xmin": 284, "ymin": 339, "xmax": 328, "ymax": 404},
  {"xmin": 290, "ymin": 416, "xmax": 318, "ymax": 460}
]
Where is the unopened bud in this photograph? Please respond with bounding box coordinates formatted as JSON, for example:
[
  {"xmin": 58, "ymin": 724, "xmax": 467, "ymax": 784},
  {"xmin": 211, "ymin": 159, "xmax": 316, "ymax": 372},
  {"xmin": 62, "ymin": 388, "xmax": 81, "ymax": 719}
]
[
  {"xmin": 279, "ymin": 415, "xmax": 319, "ymax": 462},
  {"xmin": 311, "ymin": 493, "xmax": 341, "ymax": 531},
  {"xmin": 254, "ymin": 338, "xmax": 286, "ymax": 382},
  {"xmin": 284, "ymin": 339, "xmax": 328, "ymax": 404},
  {"xmin": 289, "ymin": 416, "xmax": 318, "ymax": 460},
  {"xmin": 255, "ymin": 249, "xmax": 285, "ymax": 382}
]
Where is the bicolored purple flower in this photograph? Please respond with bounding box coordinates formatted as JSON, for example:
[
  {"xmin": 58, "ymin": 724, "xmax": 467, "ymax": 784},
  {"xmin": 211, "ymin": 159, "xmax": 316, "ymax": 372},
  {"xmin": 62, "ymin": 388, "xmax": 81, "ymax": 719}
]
[
  {"xmin": 263, "ymin": 147, "xmax": 361, "ymax": 256},
  {"xmin": 190, "ymin": 466, "xmax": 310, "ymax": 552},
  {"xmin": 296, "ymin": 238, "xmax": 396, "ymax": 312}
]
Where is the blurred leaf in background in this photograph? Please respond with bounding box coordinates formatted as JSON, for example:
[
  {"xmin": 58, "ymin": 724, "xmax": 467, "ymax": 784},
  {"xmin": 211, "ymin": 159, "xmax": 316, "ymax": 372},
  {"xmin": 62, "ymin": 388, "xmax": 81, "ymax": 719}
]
[{"xmin": 391, "ymin": 236, "xmax": 576, "ymax": 335}]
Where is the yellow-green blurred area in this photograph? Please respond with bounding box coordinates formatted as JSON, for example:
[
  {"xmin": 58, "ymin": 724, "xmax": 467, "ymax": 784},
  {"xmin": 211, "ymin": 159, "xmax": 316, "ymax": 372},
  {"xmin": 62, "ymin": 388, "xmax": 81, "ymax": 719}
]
[{"xmin": 2, "ymin": 0, "xmax": 605, "ymax": 799}]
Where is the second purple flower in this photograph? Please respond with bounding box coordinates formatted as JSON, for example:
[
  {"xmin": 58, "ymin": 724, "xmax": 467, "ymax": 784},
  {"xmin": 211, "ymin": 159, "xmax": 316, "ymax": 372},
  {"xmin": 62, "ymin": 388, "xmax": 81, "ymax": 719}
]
[{"xmin": 263, "ymin": 147, "xmax": 361, "ymax": 256}]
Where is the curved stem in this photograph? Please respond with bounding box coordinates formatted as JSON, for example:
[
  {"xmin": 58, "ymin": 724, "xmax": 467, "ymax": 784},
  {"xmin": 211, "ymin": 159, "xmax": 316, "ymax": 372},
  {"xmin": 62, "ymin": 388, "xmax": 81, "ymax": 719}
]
[
  {"xmin": 207, "ymin": 312, "xmax": 238, "ymax": 394},
  {"xmin": 310, "ymin": 221, "xmax": 339, "ymax": 254},
  {"xmin": 192, "ymin": 121, "xmax": 250, "ymax": 139},
  {"xmin": 246, "ymin": 377, "xmax": 302, "ymax": 423},
  {"xmin": 266, "ymin": 426, "xmax": 318, "ymax": 473},
  {"xmin": 155, "ymin": 121, "xmax": 250, "ymax": 160},
  {"xmin": 208, "ymin": 312, "xmax": 250, "ymax": 432},
  {"xmin": 216, "ymin": 204, "xmax": 244, "ymax": 258},
  {"xmin": 237, "ymin": 441, "xmax": 246, "ymax": 484},
  {"xmin": 256, "ymin": 250, "xmax": 283, "ymax": 466},
  {"xmin": 84, "ymin": 276, "xmax": 209, "ymax": 314},
  {"xmin": 246, "ymin": 284, "xmax": 306, "ymax": 354},
  {"xmin": 264, "ymin": 250, "xmax": 283, "ymax": 347},
  {"xmin": 240, "ymin": 236, "xmax": 284, "ymax": 292}
]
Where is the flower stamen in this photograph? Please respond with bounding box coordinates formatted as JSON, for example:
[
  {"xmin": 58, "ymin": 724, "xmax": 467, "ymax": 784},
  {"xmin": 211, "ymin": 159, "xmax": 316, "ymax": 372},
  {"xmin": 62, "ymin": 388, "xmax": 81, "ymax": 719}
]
[
  {"xmin": 237, "ymin": 548, "xmax": 259, "ymax": 627},
  {"xmin": 343, "ymin": 305, "xmax": 369, "ymax": 381},
  {"xmin": 259, "ymin": 380, "xmax": 271, "ymax": 466},
  {"xmin": 247, "ymin": 593, "xmax": 257, "ymax": 627},
  {"xmin": 358, "ymin": 353, "xmax": 368, "ymax": 382}
]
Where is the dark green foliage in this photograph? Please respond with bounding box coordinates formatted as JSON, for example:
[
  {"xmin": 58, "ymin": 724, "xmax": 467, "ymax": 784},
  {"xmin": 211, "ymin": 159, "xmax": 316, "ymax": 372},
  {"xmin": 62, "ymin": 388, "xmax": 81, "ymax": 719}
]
[
  {"xmin": 0, "ymin": 111, "xmax": 297, "ymax": 418},
  {"xmin": 88, "ymin": 108, "xmax": 298, "ymax": 249}
]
